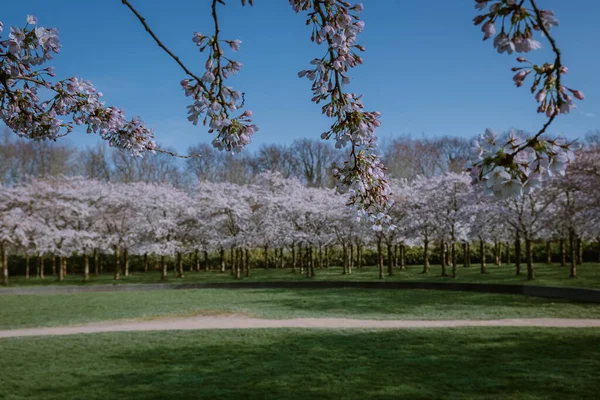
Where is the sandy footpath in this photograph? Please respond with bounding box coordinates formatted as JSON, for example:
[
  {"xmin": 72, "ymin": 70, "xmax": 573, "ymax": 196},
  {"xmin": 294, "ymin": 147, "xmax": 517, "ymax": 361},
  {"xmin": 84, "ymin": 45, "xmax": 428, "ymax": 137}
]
[{"xmin": 1, "ymin": 316, "xmax": 600, "ymax": 338}]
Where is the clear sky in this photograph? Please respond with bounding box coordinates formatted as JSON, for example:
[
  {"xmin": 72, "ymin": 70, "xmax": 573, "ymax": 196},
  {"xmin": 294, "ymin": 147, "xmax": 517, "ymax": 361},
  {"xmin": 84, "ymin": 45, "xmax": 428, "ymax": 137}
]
[{"xmin": 2, "ymin": 0, "xmax": 598, "ymax": 154}]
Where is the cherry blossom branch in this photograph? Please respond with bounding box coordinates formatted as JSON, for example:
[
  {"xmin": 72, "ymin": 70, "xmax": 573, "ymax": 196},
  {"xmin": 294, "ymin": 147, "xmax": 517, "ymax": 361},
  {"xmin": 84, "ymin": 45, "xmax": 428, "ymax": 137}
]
[
  {"xmin": 291, "ymin": 0, "xmax": 391, "ymax": 229},
  {"xmin": 470, "ymin": 0, "xmax": 584, "ymax": 198}
]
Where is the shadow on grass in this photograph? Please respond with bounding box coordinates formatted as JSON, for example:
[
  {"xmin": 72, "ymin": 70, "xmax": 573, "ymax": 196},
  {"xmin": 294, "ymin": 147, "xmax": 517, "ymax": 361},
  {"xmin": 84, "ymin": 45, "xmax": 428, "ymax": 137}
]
[
  {"xmin": 240, "ymin": 288, "xmax": 599, "ymax": 320},
  {"xmin": 6, "ymin": 329, "xmax": 599, "ymax": 400}
]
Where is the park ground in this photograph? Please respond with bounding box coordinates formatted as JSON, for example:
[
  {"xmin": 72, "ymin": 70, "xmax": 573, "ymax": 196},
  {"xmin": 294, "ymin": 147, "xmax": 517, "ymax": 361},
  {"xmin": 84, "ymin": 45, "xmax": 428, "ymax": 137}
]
[
  {"xmin": 1, "ymin": 264, "xmax": 599, "ymax": 399},
  {"xmin": 5, "ymin": 262, "xmax": 600, "ymax": 288}
]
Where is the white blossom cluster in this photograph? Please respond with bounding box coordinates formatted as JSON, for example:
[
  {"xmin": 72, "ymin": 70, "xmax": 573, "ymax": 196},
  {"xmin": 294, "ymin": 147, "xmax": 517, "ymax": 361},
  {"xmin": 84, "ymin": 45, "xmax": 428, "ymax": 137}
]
[{"xmin": 0, "ymin": 16, "xmax": 156, "ymax": 156}]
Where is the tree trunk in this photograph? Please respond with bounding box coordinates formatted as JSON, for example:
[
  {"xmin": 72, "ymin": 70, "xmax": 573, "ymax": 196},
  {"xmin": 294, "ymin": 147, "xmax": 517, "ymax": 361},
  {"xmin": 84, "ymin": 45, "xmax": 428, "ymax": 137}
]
[
  {"xmin": 393, "ymin": 244, "xmax": 398, "ymax": 268},
  {"xmin": 230, "ymin": 247, "xmax": 235, "ymax": 275},
  {"xmin": 62, "ymin": 257, "xmax": 68, "ymax": 277},
  {"xmin": 291, "ymin": 243, "xmax": 296, "ymax": 273},
  {"xmin": 569, "ymin": 228, "xmax": 577, "ymax": 278},
  {"xmin": 576, "ymin": 237, "xmax": 583, "ymax": 265},
  {"xmin": 309, "ymin": 247, "xmax": 315, "ymax": 277},
  {"xmin": 123, "ymin": 248, "xmax": 129, "ymax": 277},
  {"xmin": 25, "ymin": 254, "xmax": 30, "ymax": 279},
  {"xmin": 387, "ymin": 243, "xmax": 393, "ymax": 276},
  {"xmin": 0, "ymin": 242, "xmax": 7, "ymax": 286},
  {"xmin": 480, "ymin": 239, "xmax": 487, "ymax": 274},
  {"xmin": 160, "ymin": 255, "xmax": 167, "ymax": 280},
  {"xmin": 177, "ymin": 251, "xmax": 184, "ymax": 278},
  {"xmin": 400, "ymin": 243, "xmax": 406, "ymax": 269},
  {"xmin": 546, "ymin": 241, "xmax": 552, "ymax": 264},
  {"xmin": 504, "ymin": 242, "xmax": 510, "ymax": 264},
  {"xmin": 515, "ymin": 231, "xmax": 521, "ymax": 275},
  {"xmin": 440, "ymin": 240, "xmax": 448, "ymax": 277},
  {"xmin": 325, "ymin": 246, "xmax": 330, "ymax": 268},
  {"xmin": 235, "ymin": 248, "xmax": 241, "ymax": 279},
  {"xmin": 525, "ymin": 237, "xmax": 534, "ymax": 280},
  {"xmin": 245, "ymin": 248, "xmax": 251, "ymax": 277},
  {"xmin": 494, "ymin": 240, "xmax": 500, "ymax": 265},
  {"xmin": 37, "ymin": 255, "xmax": 44, "ymax": 279},
  {"xmin": 342, "ymin": 244, "xmax": 348, "ymax": 275},
  {"xmin": 52, "ymin": 256, "xmax": 57, "ymax": 276},
  {"xmin": 219, "ymin": 247, "xmax": 225, "ymax": 273},
  {"xmin": 560, "ymin": 238, "xmax": 566, "ymax": 266},
  {"xmin": 58, "ymin": 256, "xmax": 64, "ymax": 281},
  {"xmin": 348, "ymin": 244, "xmax": 353, "ymax": 274},
  {"xmin": 462, "ymin": 242, "xmax": 468, "ymax": 268},
  {"xmin": 114, "ymin": 246, "xmax": 121, "ymax": 280},
  {"xmin": 94, "ymin": 249, "xmax": 99, "ymax": 275},
  {"xmin": 377, "ymin": 236, "xmax": 384, "ymax": 279},
  {"xmin": 451, "ymin": 240, "xmax": 457, "ymax": 278},
  {"xmin": 263, "ymin": 245, "xmax": 269, "ymax": 270},
  {"xmin": 194, "ymin": 249, "xmax": 200, "ymax": 272},
  {"xmin": 466, "ymin": 243, "xmax": 471, "ymax": 267},
  {"xmin": 203, "ymin": 250, "xmax": 209, "ymax": 271},
  {"xmin": 305, "ymin": 245, "xmax": 312, "ymax": 278},
  {"xmin": 422, "ymin": 237, "xmax": 430, "ymax": 274},
  {"xmin": 83, "ymin": 254, "xmax": 90, "ymax": 282},
  {"xmin": 357, "ymin": 245, "xmax": 362, "ymax": 269}
]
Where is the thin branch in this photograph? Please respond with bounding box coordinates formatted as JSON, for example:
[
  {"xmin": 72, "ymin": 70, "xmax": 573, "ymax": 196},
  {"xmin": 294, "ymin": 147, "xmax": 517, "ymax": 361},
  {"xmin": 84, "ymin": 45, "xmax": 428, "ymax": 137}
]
[{"xmin": 121, "ymin": 0, "xmax": 207, "ymax": 92}]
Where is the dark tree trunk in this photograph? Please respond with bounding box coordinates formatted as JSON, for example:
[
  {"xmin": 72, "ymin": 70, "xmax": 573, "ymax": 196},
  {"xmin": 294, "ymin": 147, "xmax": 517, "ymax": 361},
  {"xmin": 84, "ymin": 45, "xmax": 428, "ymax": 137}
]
[
  {"xmin": 525, "ymin": 237, "xmax": 534, "ymax": 280},
  {"xmin": 58, "ymin": 256, "xmax": 65, "ymax": 281},
  {"xmin": 348, "ymin": 244, "xmax": 353, "ymax": 274},
  {"xmin": 569, "ymin": 228, "xmax": 577, "ymax": 278},
  {"xmin": 83, "ymin": 254, "xmax": 90, "ymax": 282},
  {"xmin": 123, "ymin": 248, "xmax": 129, "ymax": 277},
  {"xmin": 160, "ymin": 255, "xmax": 167, "ymax": 280},
  {"xmin": 245, "ymin": 248, "xmax": 251, "ymax": 277},
  {"xmin": 357, "ymin": 245, "xmax": 362, "ymax": 269},
  {"xmin": 515, "ymin": 231, "xmax": 521, "ymax": 276},
  {"xmin": 94, "ymin": 249, "xmax": 99, "ymax": 275},
  {"xmin": 38, "ymin": 255, "xmax": 45, "ymax": 279},
  {"xmin": 377, "ymin": 237, "xmax": 384, "ymax": 279},
  {"xmin": 480, "ymin": 239, "xmax": 487, "ymax": 274},
  {"xmin": 177, "ymin": 251, "xmax": 184, "ymax": 278},
  {"xmin": 194, "ymin": 249, "xmax": 200, "ymax": 272},
  {"xmin": 462, "ymin": 242, "xmax": 468, "ymax": 268},
  {"xmin": 440, "ymin": 240, "xmax": 448, "ymax": 277},
  {"xmin": 387, "ymin": 243, "xmax": 394, "ymax": 276},
  {"xmin": 451, "ymin": 240, "xmax": 457, "ymax": 278},
  {"xmin": 219, "ymin": 247, "xmax": 226, "ymax": 273},
  {"xmin": 342, "ymin": 244, "xmax": 348, "ymax": 275},
  {"xmin": 25, "ymin": 254, "xmax": 30, "ymax": 279},
  {"xmin": 291, "ymin": 243, "xmax": 296, "ymax": 273},
  {"xmin": 113, "ymin": 246, "xmax": 121, "ymax": 280},
  {"xmin": 560, "ymin": 238, "xmax": 566, "ymax": 266},
  {"xmin": 576, "ymin": 238, "xmax": 583, "ymax": 265},
  {"xmin": 52, "ymin": 256, "xmax": 56, "ymax": 276},
  {"xmin": 422, "ymin": 237, "xmax": 430, "ymax": 274},
  {"xmin": 203, "ymin": 250, "xmax": 209, "ymax": 271},
  {"xmin": 400, "ymin": 243, "xmax": 406, "ymax": 270},
  {"xmin": 309, "ymin": 247, "xmax": 315, "ymax": 277},
  {"xmin": 0, "ymin": 242, "xmax": 7, "ymax": 286}
]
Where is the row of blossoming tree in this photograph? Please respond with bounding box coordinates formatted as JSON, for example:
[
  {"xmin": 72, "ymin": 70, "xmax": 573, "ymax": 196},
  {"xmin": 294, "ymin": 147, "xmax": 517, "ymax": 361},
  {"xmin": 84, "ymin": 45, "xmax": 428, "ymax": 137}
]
[
  {"xmin": 0, "ymin": 1, "xmax": 587, "ymax": 230},
  {"xmin": 1, "ymin": 141, "xmax": 598, "ymax": 285}
]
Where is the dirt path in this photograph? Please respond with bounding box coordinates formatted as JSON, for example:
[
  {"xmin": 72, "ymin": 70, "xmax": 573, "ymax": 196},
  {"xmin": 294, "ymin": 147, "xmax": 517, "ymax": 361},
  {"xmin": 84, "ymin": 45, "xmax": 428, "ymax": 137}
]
[{"xmin": 2, "ymin": 316, "xmax": 600, "ymax": 338}]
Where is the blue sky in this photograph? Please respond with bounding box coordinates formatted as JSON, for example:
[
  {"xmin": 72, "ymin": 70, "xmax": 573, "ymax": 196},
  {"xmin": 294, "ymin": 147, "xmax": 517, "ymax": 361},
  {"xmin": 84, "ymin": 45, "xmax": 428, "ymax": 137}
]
[{"xmin": 2, "ymin": 0, "xmax": 598, "ymax": 154}]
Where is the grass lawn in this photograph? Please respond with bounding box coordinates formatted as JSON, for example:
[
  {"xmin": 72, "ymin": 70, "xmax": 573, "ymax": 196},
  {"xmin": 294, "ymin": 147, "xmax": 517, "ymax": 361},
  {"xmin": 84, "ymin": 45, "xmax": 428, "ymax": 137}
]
[
  {"xmin": 1, "ymin": 328, "xmax": 599, "ymax": 399},
  {"xmin": 5, "ymin": 262, "xmax": 600, "ymax": 288},
  {"xmin": 1, "ymin": 288, "xmax": 599, "ymax": 329}
]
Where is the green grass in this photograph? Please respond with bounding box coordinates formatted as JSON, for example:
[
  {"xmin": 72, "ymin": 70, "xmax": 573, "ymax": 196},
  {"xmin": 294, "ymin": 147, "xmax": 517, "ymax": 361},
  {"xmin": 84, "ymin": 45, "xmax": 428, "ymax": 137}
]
[
  {"xmin": 1, "ymin": 288, "xmax": 599, "ymax": 329},
  {"xmin": 5, "ymin": 262, "xmax": 600, "ymax": 288},
  {"xmin": 1, "ymin": 328, "xmax": 599, "ymax": 399}
]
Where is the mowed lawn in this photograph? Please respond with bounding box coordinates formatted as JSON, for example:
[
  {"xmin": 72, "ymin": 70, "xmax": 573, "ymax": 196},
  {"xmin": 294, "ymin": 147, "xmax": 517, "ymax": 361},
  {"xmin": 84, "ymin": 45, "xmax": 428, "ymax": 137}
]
[
  {"xmin": 1, "ymin": 288, "xmax": 599, "ymax": 329},
  {"xmin": 1, "ymin": 328, "xmax": 599, "ymax": 400},
  {"xmin": 5, "ymin": 262, "xmax": 600, "ymax": 288}
]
